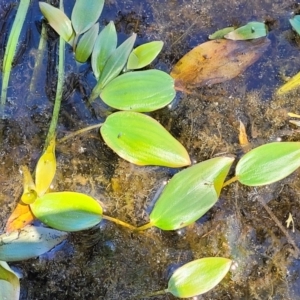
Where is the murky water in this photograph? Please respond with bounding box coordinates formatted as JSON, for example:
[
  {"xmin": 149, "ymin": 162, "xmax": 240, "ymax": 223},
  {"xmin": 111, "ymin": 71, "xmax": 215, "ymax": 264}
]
[{"xmin": 2, "ymin": 0, "xmax": 300, "ymax": 299}]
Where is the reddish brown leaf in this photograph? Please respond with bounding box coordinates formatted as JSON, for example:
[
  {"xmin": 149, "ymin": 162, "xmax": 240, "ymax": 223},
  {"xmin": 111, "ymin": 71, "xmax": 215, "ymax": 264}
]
[
  {"xmin": 170, "ymin": 38, "xmax": 270, "ymax": 91},
  {"xmin": 6, "ymin": 202, "xmax": 35, "ymax": 233}
]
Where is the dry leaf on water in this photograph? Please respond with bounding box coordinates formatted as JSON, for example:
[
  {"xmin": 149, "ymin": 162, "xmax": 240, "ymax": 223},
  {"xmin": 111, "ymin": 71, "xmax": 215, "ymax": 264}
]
[
  {"xmin": 6, "ymin": 202, "xmax": 35, "ymax": 233},
  {"xmin": 170, "ymin": 38, "xmax": 270, "ymax": 92}
]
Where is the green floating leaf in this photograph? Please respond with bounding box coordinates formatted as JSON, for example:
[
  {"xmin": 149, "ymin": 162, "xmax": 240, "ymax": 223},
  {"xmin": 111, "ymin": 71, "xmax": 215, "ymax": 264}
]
[
  {"xmin": 0, "ymin": 261, "xmax": 20, "ymax": 300},
  {"xmin": 100, "ymin": 111, "xmax": 191, "ymax": 167},
  {"xmin": 30, "ymin": 192, "xmax": 103, "ymax": 231},
  {"xmin": 208, "ymin": 27, "xmax": 235, "ymax": 39},
  {"xmin": 71, "ymin": 0, "xmax": 104, "ymax": 35},
  {"xmin": 39, "ymin": 2, "xmax": 74, "ymax": 45},
  {"xmin": 167, "ymin": 258, "xmax": 232, "ymax": 298},
  {"xmin": 35, "ymin": 136, "xmax": 56, "ymax": 197},
  {"xmin": 90, "ymin": 34, "xmax": 137, "ymax": 101},
  {"xmin": 91, "ymin": 21, "xmax": 117, "ymax": 80},
  {"xmin": 290, "ymin": 15, "xmax": 300, "ymax": 36},
  {"xmin": 127, "ymin": 41, "xmax": 164, "ymax": 70},
  {"xmin": 0, "ymin": 226, "xmax": 67, "ymax": 261},
  {"xmin": 236, "ymin": 142, "xmax": 300, "ymax": 186},
  {"xmin": 225, "ymin": 22, "xmax": 267, "ymax": 40},
  {"xmin": 100, "ymin": 70, "xmax": 175, "ymax": 112},
  {"xmin": 149, "ymin": 157, "xmax": 234, "ymax": 230},
  {"xmin": 75, "ymin": 23, "xmax": 99, "ymax": 63}
]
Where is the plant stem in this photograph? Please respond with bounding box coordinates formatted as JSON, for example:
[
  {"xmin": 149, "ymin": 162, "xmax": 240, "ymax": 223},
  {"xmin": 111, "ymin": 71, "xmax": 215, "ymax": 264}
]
[
  {"xmin": 222, "ymin": 176, "xmax": 238, "ymax": 188},
  {"xmin": 136, "ymin": 222, "xmax": 154, "ymax": 231},
  {"xmin": 102, "ymin": 215, "xmax": 137, "ymax": 230},
  {"xmin": 43, "ymin": 0, "xmax": 66, "ymax": 150},
  {"xmin": 0, "ymin": 0, "xmax": 30, "ymax": 117},
  {"xmin": 136, "ymin": 289, "xmax": 168, "ymax": 298},
  {"xmin": 58, "ymin": 123, "xmax": 103, "ymax": 143}
]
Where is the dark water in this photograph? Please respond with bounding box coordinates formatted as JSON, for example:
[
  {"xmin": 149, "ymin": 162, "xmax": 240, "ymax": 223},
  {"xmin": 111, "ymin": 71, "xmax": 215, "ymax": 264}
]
[{"xmin": 2, "ymin": 0, "xmax": 300, "ymax": 299}]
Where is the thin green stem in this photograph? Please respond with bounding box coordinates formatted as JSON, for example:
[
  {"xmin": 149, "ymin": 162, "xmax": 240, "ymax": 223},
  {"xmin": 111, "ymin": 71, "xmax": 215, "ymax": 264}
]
[
  {"xmin": 222, "ymin": 176, "xmax": 238, "ymax": 188},
  {"xmin": 44, "ymin": 0, "xmax": 66, "ymax": 150},
  {"xmin": 135, "ymin": 222, "xmax": 154, "ymax": 231},
  {"xmin": 58, "ymin": 123, "xmax": 103, "ymax": 143},
  {"xmin": 0, "ymin": 0, "xmax": 30, "ymax": 117},
  {"xmin": 102, "ymin": 215, "xmax": 137, "ymax": 230}
]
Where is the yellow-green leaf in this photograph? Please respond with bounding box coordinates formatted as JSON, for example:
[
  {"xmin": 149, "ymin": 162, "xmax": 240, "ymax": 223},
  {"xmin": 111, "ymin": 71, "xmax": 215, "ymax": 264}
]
[
  {"xmin": 20, "ymin": 165, "xmax": 37, "ymax": 204},
  {"xmin": 71, "ymin": 0, "xmax": 104, "ymax": 35},
  {"xmin": 75, "ymin": 23, "xmax": 99, "ymax": 63},
  {"xmin": 208, "ymin": 27, "xmax": 235, "ymax": 39},
  {"xmin": 100, "ymin": 111, "xmax": 191, "ymax": 167},
  {"xmin": 235, "ymin": 142, "xmax": 300, "ymax": 186},
  {"xmin": 167, "ymin": 258, "xmax": 232, "ymax": 297},
  {"xmin": 39, "ymin": 2, "xmax": 75, "ymax": 45},
  {"xmin": 277, "ymin": 71, "xmax": 300, "ymax": 95},
  {"xmin": 127, "ymin": 41, "xmax": 163, "ymax": 70},
  {"xmin": 35, "ymin": 136, "xmax": 56, "ymax": 197},
  {"xmin": 0, "ymin": 261, "xmax": 20, "ymax": 300},
  {"xmin": 148, "ymin": 157, "xmax": 234, "ymax": 230},
  {"xmin": 224, "ymin": 22, "xmax": 267, "ymax": 40},
  {"xmin": 100, "ymin": 70, "xmax": 175, "ymax": 112},
  {"xmin": 30, "ymin": 192, "xmax": 103, "ymax": 231}
]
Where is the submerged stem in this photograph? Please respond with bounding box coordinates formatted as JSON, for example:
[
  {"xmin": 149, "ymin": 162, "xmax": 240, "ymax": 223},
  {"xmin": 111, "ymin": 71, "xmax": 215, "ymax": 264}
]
[
  {"xmin": 136, "ymin": 222, "xmax": 154, "ymax": 231},
  {"xmin": 58, "ymin": 123, "xmax": 103, "ymax": 143},
  {"xmin": 222, "ymin": 176, "xmax": 238, "ymax": 188},
  {"xmin": 136, "ymin": 289, "xmax": 167, "ymax": 298},
  {"xmin": 102, "ymin": 215, "xmax": 137, "ymax": 230}
]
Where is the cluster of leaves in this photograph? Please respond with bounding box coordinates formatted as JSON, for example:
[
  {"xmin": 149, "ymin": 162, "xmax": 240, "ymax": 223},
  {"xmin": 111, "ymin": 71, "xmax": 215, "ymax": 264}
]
[{"xmin": 3, "ymin": 1, "xmax": 300, "ymax": 299}]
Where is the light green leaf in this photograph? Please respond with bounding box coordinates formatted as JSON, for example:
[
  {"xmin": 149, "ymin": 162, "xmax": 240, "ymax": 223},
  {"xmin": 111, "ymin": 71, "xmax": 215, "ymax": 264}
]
[
  {"xmin": 225, "ymin": 22, "xmax": 267, "ymax": 40},
  {"xmin": 0, "ymin": 226, "xmax": 67, "ymax": 261},
  {"xmin": 30, "ymin": 192, "xmax": 103, "ymax": 231},
  {"xmin": 90, "ymin": 34, "xmax": 137, "ymax": 101},
  {"xmin": 75, "ymin": 23, "xmax": 99, "ymax": 63},
  {"xmin": 208, "ymin": 27, "xmax": 235, "ymax": 39},
  {"xmin": 91, "ymin": 21, "xmax": 117, "ymax": 80},
  {"xmin": 71, "ymin": 0, "xmax": 104, "ymax": 35},
  {"xmin": 168, "ymin": 257, "xmax": 232, "ymax": 297},
  {"xmin": 235, "ymin": 142, "xmax": 300, "ymax": 186},
  {"xmin": 20, "ymin": 165, "xmax": 37, "ymax": 204},
  {"xmin": 127, "ymin": 41, "xmax": 163, "ymax": 70},
  {"xmin": 35, "ymin": 136, "xmax": 56, "ymax": 197},
  {"xmin": 0, "ymin": 261, "xmax": 20, "ymax": 300},
  {"xmin": 290, "ymin": 15, "xmax": 300, "ymax": 36},
  {"xmin": 100, "ymin": 111, "xmax": 191, "ymax": 167},
  {"xmin": 149, "ymin": 157, "xmax": 234, "ymax": 230},
  {"xmin": 277, "ymin": 71, "xmax": 300, "ymax": 95},
  {"xmin": 100, "ymin": 70, "xmax": 175, "ymax": 112},
  {"xmin": 39, "ymin": 2, "xmax": 75, "ymax": 45}
]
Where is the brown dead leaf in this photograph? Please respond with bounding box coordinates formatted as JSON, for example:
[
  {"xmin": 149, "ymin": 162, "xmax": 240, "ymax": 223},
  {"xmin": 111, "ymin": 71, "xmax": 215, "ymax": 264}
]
[
  {"xmin": 170, "ymin": 38, "xmax": 270, "ymax": 91},
  {"xmin": 6, "ymin": 202, "xmax": 35, "ymax": 233}
]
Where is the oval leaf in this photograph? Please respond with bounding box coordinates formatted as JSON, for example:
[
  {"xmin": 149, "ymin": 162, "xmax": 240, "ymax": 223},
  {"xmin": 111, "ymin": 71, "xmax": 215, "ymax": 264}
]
[
  {"xmin": 90, "ymin": 34, "xmax": 137, "ymax": 101},
  {"xmin": 168, "ymin": 257, "xmax": 232, "ymax": 297},
  {"xmin": 0, "ymin": 226, "xmax": 67, "ymax": 261},
  {"xmin": 91, "ymin": 21, "xmax": 117, "ymax": 79},
  {"xmin": 170, "ymin": 38, "xmax": 270, "ymax": 91},
  {"xmin": 30, "ymin": 192, "xmax": 103, "ymax": 231},
  {"xmin": 224, "ymin": 22, "xmax": 267, "ymax": 40},
  {"xmin": 0, "ymin": 261, "xmax": 20, "ymax": 300},
  {"xmin": 101, "ymin": 111, "xmax": 191, "ymax": 167},
  {"xmin": 235, "ymin": 142, "xmax": 300, "ymax": 186},
  {"xmin": 35, "ymin": 137, "xmax": 56, "ymax": 197},
  {"xmin": 149, "ymin": 157, "xmax": 234, "ymax": 230},
  {"xmin": 71, "ymin": 0, "xmax": 104, "ymax": 35},
  {"xmin": 127, "ymin": 41, "xmax": 164, "ymax": 70},
  {"xmin": 39, "ymin": 2, "xmax": 74, "ymax": 45},
  {"xmin": 100, "ymin": 70, "xmax": 175, "ymax": 112},
  {"xmin": 75, "ymin": 23, "xmax": 99, "ymax": 63}
]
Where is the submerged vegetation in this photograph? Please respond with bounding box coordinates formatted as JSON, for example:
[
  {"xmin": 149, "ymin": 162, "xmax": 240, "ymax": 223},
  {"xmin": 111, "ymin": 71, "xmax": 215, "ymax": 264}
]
[{"xmin": 2, "ymin": 0, "xmax": 300, "ymax": 299}]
